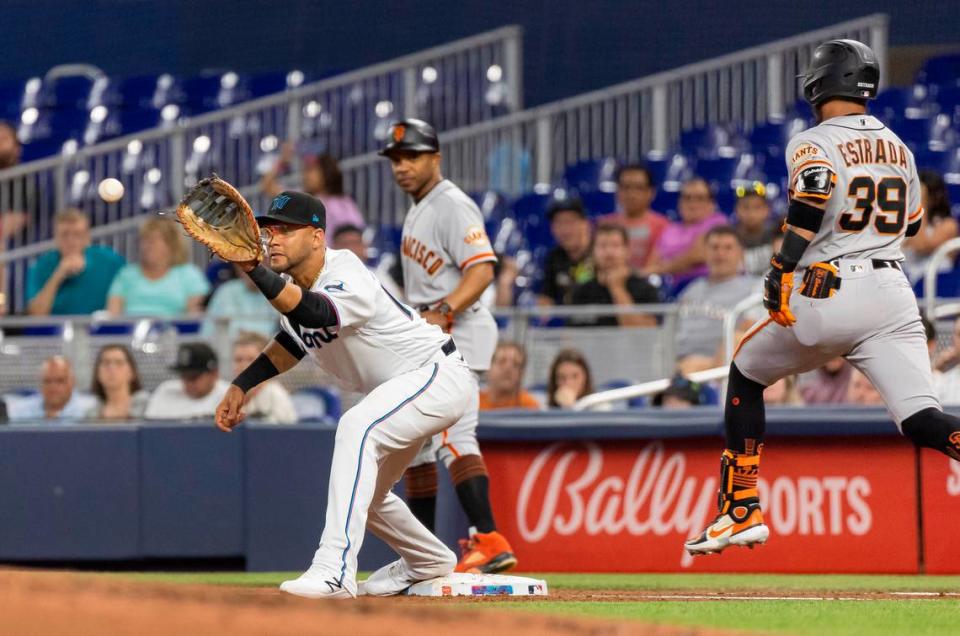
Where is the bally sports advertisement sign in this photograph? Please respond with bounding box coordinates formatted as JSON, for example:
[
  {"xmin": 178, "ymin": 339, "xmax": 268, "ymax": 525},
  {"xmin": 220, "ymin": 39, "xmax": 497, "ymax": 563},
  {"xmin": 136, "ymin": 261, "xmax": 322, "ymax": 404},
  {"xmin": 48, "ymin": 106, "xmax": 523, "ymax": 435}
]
[{"xmin": 483, "ymin": 438, "xmax": 950, "ymax": 573}]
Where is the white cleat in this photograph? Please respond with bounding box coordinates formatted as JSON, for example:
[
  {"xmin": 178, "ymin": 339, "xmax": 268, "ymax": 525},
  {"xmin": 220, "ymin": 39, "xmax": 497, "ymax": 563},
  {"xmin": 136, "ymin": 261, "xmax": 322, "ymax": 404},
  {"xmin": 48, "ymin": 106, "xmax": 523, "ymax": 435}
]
[
  {"xmin": 685, "ymin": 502, "xmax": 769, "ymax": 556},
  {"xmin": 359, "ymin": 557, "xmax": 455, "ymax": 597},
  {"xmin": 279, "ymin": 565, "xmax": 355, "ymax": 599}
]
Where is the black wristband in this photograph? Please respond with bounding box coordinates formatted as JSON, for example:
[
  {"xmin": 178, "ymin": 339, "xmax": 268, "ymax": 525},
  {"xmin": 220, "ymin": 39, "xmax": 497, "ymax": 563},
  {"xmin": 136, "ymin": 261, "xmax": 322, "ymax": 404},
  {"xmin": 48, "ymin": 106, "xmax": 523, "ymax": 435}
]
[
  {"xmin": 247, "ymin": 264, "xmax": 286, "ymax": 300},
  {"xmin": 776, "ymin": 230, "xmax": 812, "ymax": 273},
  {"xmin": 232, "ymin": 353, "xmax": 280, "ymax": 393}
]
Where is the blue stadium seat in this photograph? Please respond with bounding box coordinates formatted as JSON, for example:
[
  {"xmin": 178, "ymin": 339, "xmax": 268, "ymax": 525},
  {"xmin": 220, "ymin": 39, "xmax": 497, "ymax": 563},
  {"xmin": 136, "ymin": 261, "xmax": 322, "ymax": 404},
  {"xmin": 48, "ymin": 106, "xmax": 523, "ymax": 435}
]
[
  {"xmin": 872, "ymin": 86, "xmax": 931, "ymax": 126},
  {"xmin": 18, "ymin": 108, "xmax": 86, "ymax": 145},
  {"xmin": 562, "ymin": 158, "xmax": 617, "ymax": 193},
  {"xmin": 680, "ymin": 124, "xmax": 746, "ymax": 159},
  {"xmin": 512, "ymin": 192, "xmax": 552, "ymax": 250},
  {"xmin": 914, "ymin": 269, "xmax": 960, "ymax": 298},
  {"xmin": 581, "ymin": 190, "xmax": 616, "ymax": 217},
  {"xmin": 31, "ymin": 76, "xmax": 95, "ymax": 110},
  {"xmin": 651, "ymin": 189, "xmax": 680, "ymax": 219},
  {"xmin": 292, "ymin": 387, "xmax": 341, "ymax": 421},
  {"xmin": 918, "ymin": 54, "xmax": 960, "ymax": 87},
  {"xmin": 749, "ymin": 116, "xmax": 810, "ymax": 163}
]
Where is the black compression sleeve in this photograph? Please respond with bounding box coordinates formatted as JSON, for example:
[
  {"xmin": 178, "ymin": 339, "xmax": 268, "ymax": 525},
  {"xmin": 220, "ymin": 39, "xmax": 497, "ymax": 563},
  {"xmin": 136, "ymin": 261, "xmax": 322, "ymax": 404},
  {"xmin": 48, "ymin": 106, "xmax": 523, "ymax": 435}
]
[
  {"xmin": 906, "ymin": 218, "xmax": 922, "ymax": 238},
  {"xmin": 275, "ymin": 330, "xmax": 306, "ymax": 360},
  {"xmin": 785, "ymin": 199, "xmax": 825, "ymax": 233},
  {"xmin": 776, "ymin": 230, "xmax": 812, "ymax": 273},
  {"xmin": 247, "ymin": 264, "xmax": 287, "ymax": 300},
  {"xmin": 285, "ymin": 290, "xmax": 339, "ymax": 329},
  {"xmin": 232, "ymin": 353, "xmax": 279, "ymax": 393}
]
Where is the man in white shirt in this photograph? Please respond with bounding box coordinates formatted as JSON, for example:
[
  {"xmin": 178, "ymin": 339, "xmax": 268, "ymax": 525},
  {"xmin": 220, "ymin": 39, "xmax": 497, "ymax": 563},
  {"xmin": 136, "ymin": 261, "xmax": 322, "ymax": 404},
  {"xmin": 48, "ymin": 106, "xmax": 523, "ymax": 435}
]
[
  {"xmin": 7, "ymin": 356, "xmax": 95, "ymax": 422},
  {"xmin": 144, "ymin": 343, "xmax": 230, "ymax": 420},
  {"xmin": 212, "ymin": 190, "xmax": 475, "ymax": 599},
  {"xmin": 231, "ymin": 331, "xmax": 297, "ymax": 424}
]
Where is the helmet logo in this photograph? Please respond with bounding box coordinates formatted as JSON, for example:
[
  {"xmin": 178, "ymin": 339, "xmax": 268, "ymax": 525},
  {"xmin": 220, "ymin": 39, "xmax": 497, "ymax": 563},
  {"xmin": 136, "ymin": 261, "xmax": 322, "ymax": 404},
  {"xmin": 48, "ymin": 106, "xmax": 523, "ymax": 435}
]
[{"xmin": 393, "ymin": 125, "xmax": 406, "ymax": 143}]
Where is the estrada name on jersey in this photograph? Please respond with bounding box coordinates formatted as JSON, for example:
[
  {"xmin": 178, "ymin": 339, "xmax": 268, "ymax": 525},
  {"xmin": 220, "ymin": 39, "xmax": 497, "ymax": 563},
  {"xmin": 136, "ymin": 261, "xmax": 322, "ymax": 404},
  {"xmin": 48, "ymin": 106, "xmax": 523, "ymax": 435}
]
[
  {"xmin": 785, "ymin": 114, "xmax": 923, "ymax": 268},
  {"xmin": 279, "ymin": 248, "xmax": 449, "ymax": 393}
]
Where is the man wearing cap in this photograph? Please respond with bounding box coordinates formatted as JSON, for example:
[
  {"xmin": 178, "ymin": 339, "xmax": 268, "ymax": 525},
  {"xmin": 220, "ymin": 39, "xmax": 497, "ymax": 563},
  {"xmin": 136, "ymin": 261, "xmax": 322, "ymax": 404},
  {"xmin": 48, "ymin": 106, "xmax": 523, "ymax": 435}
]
[
  {"xmin": 144, "ymin": 343, "xmax": 230, "ymax": 420},
  {"xmin": 380, "ymin": 118, "xmax": 516, "ymax": 575},
  {"xmin": 538, "ymin": 194, "xmax": 594, "ymax": 306},
  {"xmin": 215, "ymin": 190, "xmax": 475, "ymax": 598}
]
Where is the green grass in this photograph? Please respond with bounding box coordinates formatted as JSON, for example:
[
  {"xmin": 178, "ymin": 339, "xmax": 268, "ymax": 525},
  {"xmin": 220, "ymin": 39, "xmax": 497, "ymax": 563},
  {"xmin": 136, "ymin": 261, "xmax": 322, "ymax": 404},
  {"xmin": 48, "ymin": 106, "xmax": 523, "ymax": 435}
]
[{"xmin": 106, "ymin": 571, "xmax": 960, "ymax": 636}]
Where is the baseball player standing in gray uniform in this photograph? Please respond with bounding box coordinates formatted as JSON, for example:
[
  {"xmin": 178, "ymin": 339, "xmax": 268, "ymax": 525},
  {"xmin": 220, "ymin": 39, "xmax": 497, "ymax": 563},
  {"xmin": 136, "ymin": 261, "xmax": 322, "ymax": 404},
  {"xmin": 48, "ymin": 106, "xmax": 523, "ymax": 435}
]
[
  {"xmin": 216, "ymin": 191, "xmax": 475, "ymax": 598},
  {"xmin": 686, "ymin": 39, "xmax": 960, "ymax": 555},
  {"xmin": 380, "ymin": 119, "xmax": 516, "ymax": 573}
]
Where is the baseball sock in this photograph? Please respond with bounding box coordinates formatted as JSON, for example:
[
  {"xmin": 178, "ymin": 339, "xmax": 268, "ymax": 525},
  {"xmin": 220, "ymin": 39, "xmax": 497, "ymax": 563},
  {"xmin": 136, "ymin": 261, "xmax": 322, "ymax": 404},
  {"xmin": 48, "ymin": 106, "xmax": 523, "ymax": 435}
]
[
  {"xmin": 450, "ymin": 455, "xmax": 496, "ymax": 534},
  {"xmin": 901, "ymin": 407, "xmax": 960, "ymax": 461},
  {"xmin": 404, "ymin": 463, "xmax": 439, "ymax": 533},
  {"xmin": 718, "ymin": 362, "xmax": 767, "ymax": 512}
]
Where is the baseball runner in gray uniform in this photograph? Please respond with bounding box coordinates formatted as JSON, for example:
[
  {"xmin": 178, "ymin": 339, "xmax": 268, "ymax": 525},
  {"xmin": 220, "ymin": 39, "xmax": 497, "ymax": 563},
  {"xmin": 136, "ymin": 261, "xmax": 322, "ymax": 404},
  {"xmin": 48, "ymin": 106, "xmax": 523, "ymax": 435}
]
[
  {"xmin": 686, "ymin": 39, "xmax": 960, "ymax": 555},
  {"xmin": 380, "ymin": 119, "xmax": 517, "ymax": 573}
]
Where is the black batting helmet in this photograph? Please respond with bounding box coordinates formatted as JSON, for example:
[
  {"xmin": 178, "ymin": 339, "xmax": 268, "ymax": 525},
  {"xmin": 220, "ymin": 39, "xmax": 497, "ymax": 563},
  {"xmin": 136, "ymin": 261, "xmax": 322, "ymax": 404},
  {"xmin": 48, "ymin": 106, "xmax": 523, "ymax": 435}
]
[
  {"xmin": 800, "ymin": 39, "xmax": 880, "ymax": 107},
  {"xmin": 379, "ymin": 118, "xmax": 440, "ymax": 157}
]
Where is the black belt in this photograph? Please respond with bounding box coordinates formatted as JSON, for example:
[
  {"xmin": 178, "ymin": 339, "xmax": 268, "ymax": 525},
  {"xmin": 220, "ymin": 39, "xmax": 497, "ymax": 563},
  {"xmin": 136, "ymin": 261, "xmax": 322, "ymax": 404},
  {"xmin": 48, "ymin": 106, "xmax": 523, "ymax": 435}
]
[
  {"xmin": 871, "ymin": 259, "xmax": 903, "ymax": 271},
  {"xmin": 441, "ymin": 338, "xmax": 457, "ymax": 356},
  {"xmin": 825, "ymin": 258, "xmax": 903, "ymax": 271}
]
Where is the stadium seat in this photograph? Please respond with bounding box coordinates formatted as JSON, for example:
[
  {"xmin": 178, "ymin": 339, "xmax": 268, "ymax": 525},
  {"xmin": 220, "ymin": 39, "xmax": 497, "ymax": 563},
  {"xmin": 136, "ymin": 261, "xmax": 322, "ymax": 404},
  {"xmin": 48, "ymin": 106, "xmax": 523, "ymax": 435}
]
[
  {"xmin": 651, "ymin": 189, "xmax": 680, "ymax": 219},
  {"xmin": 918, "ymin": 54, "xmax": 960, "ymax": 87},
  {"xmin": 511, "ymin": 192, "xmax": 552, "ymax": 250},
  {"xmin": 562, "ymin": 158, "xmax": 617, "ymax": 193},
  {"xmin": 292, "ymin": 386, "xmax": 341, "ymax": 421},
  {"xmin": 30, "ymin": 76, "xmax": 95, "ymax": 111},
  {"xmin": 581, "ymin": 190, "xmax": 616, "ymax": 217},
  {"xmin": 680, "ymin": 124, "xmax": 745, "ymax": 159}
]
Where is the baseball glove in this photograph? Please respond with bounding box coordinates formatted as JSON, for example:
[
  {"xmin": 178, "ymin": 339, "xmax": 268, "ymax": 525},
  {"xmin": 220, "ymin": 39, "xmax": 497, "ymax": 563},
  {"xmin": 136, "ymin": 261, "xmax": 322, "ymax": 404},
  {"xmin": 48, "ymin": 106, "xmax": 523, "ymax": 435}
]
[{"xmin": 175, "ymin": 175, "xmax": 263, "ymax": 263}]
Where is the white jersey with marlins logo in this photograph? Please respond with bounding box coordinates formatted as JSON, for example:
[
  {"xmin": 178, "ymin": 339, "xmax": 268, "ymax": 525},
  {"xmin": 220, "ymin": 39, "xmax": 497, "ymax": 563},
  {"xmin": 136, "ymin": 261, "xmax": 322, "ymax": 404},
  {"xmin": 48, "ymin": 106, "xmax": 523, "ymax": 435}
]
[{"xmin": 401, "ymin": 178, "xmax": 499, "ymax": 372}]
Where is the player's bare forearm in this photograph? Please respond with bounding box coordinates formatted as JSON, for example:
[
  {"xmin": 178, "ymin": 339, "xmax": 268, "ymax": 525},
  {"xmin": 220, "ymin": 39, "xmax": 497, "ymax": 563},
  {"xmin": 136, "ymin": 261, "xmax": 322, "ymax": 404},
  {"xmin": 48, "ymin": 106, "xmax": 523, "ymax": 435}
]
[{"xmin": 445, "ymin": 261, "xmax": 494, "ymax": 313}]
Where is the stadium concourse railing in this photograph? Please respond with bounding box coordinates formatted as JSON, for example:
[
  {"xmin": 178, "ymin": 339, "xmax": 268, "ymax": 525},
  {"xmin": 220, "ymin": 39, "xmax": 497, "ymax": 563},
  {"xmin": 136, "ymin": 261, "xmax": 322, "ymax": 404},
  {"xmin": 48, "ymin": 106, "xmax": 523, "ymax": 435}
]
[
  {"xmin": 0, "ymin": 26, "xmax": 523, "ymax": 313},
  {"xmin": 0, "ymin": 303, "xmax": 735, "ymax": 397},
  {"xmin": 336, "ymin": 13, "xmax": 889, "ymax": 221}
]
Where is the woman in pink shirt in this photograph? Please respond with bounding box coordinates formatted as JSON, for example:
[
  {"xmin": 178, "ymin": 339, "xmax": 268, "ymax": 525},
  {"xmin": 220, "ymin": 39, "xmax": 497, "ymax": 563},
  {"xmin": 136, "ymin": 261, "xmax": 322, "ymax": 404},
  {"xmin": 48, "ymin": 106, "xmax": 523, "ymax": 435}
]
[
  {"xmin": 644, "ymin": 177, "xmax": 728, "ymax": 285},
  {"xmin": 262, "ymin": 146, "xmax": 366, "ymax": 236}
]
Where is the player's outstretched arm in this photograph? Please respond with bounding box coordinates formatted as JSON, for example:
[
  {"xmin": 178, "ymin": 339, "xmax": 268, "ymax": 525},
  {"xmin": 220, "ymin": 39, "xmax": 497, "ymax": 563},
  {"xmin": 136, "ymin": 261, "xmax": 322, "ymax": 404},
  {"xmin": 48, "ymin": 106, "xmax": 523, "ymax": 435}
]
[{"xmin": 216, "ymin": 335, "xmax": 303, "ymax": 432}]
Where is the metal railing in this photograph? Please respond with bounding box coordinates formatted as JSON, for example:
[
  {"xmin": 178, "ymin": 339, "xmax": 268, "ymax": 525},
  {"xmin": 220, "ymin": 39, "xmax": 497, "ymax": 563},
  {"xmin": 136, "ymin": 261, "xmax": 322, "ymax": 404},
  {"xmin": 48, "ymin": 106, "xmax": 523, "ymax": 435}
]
[
  {"xmin": 0, "ymin": 26, "xmax": 522, "ymax": 312},
  {"xmin": 338, "ymin": 13, "xmax": 888, "ymax": 225}
]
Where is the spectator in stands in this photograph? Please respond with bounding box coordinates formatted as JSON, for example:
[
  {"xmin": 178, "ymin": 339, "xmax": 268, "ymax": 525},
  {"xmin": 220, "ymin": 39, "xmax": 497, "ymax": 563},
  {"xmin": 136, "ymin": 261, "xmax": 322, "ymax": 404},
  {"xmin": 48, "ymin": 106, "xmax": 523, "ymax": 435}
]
[
  {"xmin": 539, "ymin": 196, "xmax": 593, "ymax": 306},
  {"xmin": 0, "ymin": 120, "xmax": 19, "ymax": 171},
  {"xmin": 202, "ymin": 264, "xmax": 277, "ymax": 338},
  {"xmin": 599, "ymin": 164, "xmax": 668, "ymax": 269},
  {"xmin": 644, "ymin": 177, "xmax": 728, "ymax": 284},
  {"xmin": 7, "ymin": 356, "xmax": 95, "ymax": 422},
  {"xmin": 262, "ymin": 146, "xmax": 365, "ymax": 236},
  {"xmin": 652, "ymin": 375, "xmax": 702, "ymax": 409},
  {"xmin": 763, "ymin": 375, "xmax": 803, "ymax": 406},
  {"xmin": 480, "ymin": 341, "xmax": 541, "ymax": 411},
  {"xmin": 231, "ymin": 331, "xmax": 297, "ymax": 424},
  {"xmin": 144, "ymin": 343, "xmax": 229, "ymax": 420},
  {"xmin": 847, "ymin": 369, "xmax": 884, "ymax": 406},
  {"xmin": 86, "ymin": 344, "xmax": 149, "ymax": 421},
  {"xmin": 903, "ymin": 170, "xmax": 957, "ymax": 282},
  {"xmin": 798, "ymin": 357, "xmax": 853, "ymax": 405},
  {"xmin": 26, "ymin": 209, "xmax": 125, "ymax": 315},
  {"xmin": 734, "ymin": 188, "xmax": 777, "ymax": 277},
  {"xmin": 0, "ymin": 120, "xmax": 31, "ymax": 249},
  {"xmin": 547, "ymin": 348, "xmax": 595, "ymax": 409},
  {"xmin": 331, "ymin": 223, "xmax": 368, "ymax": 261},
  {"xmin": 107, "ymin": 217, "xmax": 209, "ymax": 317},
  {"xmin": 570, "ymin": 223, "xmax": 660, "ymax": 327},
  {"xmin": 675, "ymin": 226, "xmax": 759, "ymax": 373}
]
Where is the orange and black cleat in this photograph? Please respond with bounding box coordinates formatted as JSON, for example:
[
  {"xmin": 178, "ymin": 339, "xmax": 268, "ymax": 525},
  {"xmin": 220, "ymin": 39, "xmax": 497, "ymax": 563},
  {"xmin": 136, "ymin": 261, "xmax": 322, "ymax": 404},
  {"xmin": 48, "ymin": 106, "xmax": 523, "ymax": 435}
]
[{"xmin": 454, "ymin": 530, "xmax": 517, "ymax": 574}]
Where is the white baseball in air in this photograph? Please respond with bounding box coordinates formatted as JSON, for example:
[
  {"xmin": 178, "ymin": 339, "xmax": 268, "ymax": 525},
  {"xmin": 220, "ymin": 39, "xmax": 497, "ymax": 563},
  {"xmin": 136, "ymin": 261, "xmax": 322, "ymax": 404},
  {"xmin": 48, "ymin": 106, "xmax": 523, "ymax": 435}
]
[{"xmin": 98, "ymin": 177, "xmax": 125, "ymax": 203}]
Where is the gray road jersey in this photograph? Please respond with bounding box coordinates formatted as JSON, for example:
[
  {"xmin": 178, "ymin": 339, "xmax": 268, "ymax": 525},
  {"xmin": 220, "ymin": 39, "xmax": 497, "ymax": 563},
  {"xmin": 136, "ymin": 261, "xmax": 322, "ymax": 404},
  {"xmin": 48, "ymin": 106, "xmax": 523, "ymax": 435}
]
[
  {"xmin": 785, "ymin": 114, "xmax": 923, "ymax": 268},
  {"xmin": 400, "ymin": 179, "xmax": 497, "ymax": 307}
]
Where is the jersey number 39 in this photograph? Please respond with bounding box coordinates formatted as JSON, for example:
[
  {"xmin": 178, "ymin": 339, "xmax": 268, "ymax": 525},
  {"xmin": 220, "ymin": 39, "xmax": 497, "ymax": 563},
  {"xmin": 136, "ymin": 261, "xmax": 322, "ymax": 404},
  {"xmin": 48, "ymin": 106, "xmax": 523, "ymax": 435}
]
[{"xmin": 838, "ymin": 176, "xmax": 907, "ymax": 235}]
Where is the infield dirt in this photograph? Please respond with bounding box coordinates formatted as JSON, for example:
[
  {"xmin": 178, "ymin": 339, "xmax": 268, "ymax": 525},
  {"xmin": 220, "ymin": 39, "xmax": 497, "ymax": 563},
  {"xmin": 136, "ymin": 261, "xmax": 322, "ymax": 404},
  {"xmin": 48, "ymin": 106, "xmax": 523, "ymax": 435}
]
[{"xmin": 0, "ymin": 568, "xmax": 749, "ymax": 636}]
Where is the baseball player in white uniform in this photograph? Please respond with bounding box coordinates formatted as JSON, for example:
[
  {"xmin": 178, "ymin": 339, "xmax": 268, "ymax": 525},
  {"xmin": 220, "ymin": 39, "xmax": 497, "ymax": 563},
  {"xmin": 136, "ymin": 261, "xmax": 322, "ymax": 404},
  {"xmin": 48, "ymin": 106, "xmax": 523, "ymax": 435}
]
[
  {"xmin": 686, "ymin": 40, "xmax": 960, "ymax": 556},
  {"xmin": 216, "ymin": 191, "xmax": 475, "ymax": 598},
  {"xmin": 379, "ymin": 118, "xmax": 517, "ymax": 574}
]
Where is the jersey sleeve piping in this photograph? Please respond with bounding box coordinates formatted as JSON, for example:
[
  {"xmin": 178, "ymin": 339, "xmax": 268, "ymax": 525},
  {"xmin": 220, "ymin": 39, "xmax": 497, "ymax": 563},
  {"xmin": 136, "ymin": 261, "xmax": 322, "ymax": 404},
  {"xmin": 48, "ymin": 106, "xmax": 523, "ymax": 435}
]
[{"xmin": 459, "ymin": 251, "xmax": 497, "ymax": 270}]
